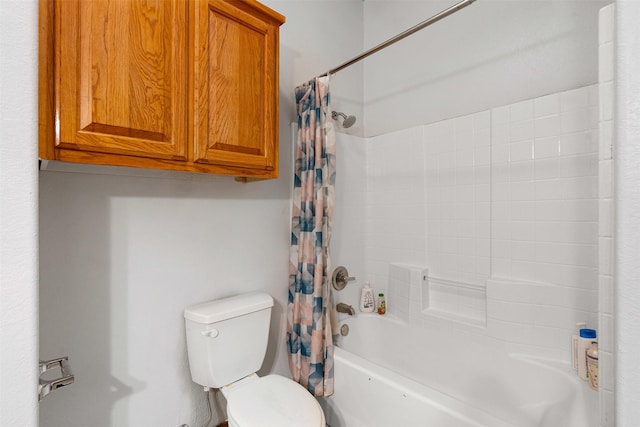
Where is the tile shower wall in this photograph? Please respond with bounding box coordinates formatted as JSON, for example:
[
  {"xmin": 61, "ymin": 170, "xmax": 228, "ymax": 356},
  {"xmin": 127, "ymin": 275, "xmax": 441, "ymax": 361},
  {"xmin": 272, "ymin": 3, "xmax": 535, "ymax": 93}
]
[
  {"xmin": 598, "ymin": 4, "xmax": 615, "ymax": 426},
  {"xmin": 366, "ymin": 127, "xmax": 426, "ymax": 284},
  {"xmin": 358, "ymin": 85, "xmax": 600, "ymax": 361},
  {"xmin": 490, "ymin": 86, "xmax": 599, "ymax": 286},
  {"xmin": 424, "ymin": 112, "xmax": 491, "ymax": 286}
]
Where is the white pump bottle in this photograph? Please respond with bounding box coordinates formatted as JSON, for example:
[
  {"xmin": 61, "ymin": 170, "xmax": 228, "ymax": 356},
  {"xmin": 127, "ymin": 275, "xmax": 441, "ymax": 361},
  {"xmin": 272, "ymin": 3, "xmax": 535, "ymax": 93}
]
[{"xmin": 360, "ymin": 281, "xmax": 375, "ymax": 313}]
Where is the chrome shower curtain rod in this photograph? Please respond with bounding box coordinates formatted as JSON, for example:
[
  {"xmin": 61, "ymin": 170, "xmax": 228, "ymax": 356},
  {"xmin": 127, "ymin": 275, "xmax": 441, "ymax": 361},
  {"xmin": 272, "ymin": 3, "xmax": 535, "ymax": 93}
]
[{"xmin": 315, "ymin": 0, "xmax": 478, "ymax": 79}]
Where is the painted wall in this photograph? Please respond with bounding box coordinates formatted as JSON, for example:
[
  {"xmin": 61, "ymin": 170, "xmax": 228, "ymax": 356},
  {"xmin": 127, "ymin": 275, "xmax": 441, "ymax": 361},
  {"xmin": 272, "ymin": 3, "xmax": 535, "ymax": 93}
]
[
  {"xmin": 38, "ymin": 1, "xmax": 363, "ymax": 426},
  {"xmin": 0, "ymin": 1, "xmax": 39, "ymax": 426},
  {"xmin": 614, "ymin": 1, "xmax": 640, "ymax": 424},
  {"xmin": 362, "ymin": 0, "xmax": 608, "ymax": 137},
  {"xmin": 272, "ymin": 0, "xmax": 365, "ymax": 137},
  {"xmin": 39, "ymin": 172, "xmax": 292, "ymax": 426}
]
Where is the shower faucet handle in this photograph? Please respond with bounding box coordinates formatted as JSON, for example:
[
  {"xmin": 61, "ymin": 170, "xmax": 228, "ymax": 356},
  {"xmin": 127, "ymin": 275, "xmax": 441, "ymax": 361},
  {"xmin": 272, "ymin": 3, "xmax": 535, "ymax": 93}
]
[{"xmin": 332, "ymin": 266, "xmax": 356, "ymax": 291}]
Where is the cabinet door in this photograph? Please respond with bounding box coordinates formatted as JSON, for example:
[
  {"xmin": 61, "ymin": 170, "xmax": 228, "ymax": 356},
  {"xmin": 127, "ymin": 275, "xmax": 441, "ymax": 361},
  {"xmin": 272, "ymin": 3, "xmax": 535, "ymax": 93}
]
[
  {"xmin": 54, "ymin": 0, "xmax": 188, "ymax": 160},
  {"xmin": 193, "ymin": 0, "xmax": 284, "ymax": 174}
]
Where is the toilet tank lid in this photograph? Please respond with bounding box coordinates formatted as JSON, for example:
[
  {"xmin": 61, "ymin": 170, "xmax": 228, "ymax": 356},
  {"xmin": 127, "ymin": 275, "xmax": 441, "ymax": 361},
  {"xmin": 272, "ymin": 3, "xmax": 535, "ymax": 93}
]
[{"xmin": 184, "ymin": 292, "xmax": 274, "ymax": 324}]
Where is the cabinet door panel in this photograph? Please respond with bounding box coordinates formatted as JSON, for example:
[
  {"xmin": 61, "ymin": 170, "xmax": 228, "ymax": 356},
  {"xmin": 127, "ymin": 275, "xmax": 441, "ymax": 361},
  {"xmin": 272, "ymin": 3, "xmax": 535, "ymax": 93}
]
[
  {"xmin": 194, "ymin": 0, "xmax": 279, "ymax": 171},
  {"xmin": 56, "ymin": 0, "xmax": 188, "ymax": 160}
]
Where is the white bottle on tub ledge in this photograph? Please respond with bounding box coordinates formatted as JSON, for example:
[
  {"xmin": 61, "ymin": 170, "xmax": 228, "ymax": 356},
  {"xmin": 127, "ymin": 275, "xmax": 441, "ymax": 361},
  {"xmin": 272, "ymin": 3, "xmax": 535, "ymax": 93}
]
[
  {"xmin": 577, "ymin": 328, "xmax": 597, "ymax": 381},
  {"xmin": 571, "ymin": 322, "xmax": 587, "ymax": 371},
  {"xmin": 586, "ymin": 341, "xmax": 599, "ymax": 390},
  {"xmin": 360, "ymin": 281, "xmax": 375, "ymax": 313}
]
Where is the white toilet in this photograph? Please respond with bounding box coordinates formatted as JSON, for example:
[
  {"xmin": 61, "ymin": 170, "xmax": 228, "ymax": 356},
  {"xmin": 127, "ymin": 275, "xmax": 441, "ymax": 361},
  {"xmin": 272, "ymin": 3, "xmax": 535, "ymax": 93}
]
[{"xmin": 184, "ymin": 291, "xmax": 326, "ymax": 427}]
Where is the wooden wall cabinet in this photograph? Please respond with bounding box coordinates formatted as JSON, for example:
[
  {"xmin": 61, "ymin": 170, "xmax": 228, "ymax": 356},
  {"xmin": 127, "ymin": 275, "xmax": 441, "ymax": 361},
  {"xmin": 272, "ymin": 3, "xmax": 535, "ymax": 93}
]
[{"xmin": 39, "ymin": 0, "xmax": 285, "ymax": 179}]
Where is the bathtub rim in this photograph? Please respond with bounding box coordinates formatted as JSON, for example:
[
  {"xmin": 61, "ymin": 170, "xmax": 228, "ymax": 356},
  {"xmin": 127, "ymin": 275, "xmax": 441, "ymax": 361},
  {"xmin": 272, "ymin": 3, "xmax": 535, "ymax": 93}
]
[{"xmin": 324, "ymin": 345, "xmax": 515, "ymax": 427}]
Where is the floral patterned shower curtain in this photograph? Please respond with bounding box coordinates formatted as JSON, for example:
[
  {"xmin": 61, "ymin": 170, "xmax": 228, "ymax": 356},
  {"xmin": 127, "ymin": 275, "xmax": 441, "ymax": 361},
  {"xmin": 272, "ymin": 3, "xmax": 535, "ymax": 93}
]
[{"xmin": 286, "ymin": 76, "xmax": 337, "ymax": 397}]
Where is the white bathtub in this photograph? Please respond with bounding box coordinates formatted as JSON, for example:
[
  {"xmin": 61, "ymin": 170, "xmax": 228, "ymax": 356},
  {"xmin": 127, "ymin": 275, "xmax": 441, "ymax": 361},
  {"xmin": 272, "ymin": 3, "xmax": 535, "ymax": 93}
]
[{"xmin": 319, "ymin": 315, "xmax": 598, "ymax": 427}]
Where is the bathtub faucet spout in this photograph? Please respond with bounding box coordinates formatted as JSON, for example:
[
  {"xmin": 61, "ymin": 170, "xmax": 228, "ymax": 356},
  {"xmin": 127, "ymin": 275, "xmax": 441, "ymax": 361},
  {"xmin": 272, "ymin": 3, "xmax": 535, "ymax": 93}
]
[{"xmin": 336, "ymin": 303, "xmax": 356, "ymax": 316}]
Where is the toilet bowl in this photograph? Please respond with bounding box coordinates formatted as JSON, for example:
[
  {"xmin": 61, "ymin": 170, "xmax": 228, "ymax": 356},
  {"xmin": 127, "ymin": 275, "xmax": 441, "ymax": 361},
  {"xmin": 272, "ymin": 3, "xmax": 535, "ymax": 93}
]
[
  {"xmin": 184, "ymin": 292, "xmax": 326, "ymax": 427},
  {"xmin": 222, "ymin": 373, "xmax": 325, "ymax": 427}
]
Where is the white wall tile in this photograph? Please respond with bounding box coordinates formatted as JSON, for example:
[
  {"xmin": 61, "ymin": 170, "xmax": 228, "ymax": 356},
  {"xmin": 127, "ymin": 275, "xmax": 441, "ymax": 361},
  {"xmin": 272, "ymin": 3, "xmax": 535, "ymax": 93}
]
[
  {"xmin": 474, "ymin": 146, "xmax": 491, "ymax": 166},
  {"xmin": 510, "ymin": 181, "xmax": 534, "ymax": 201},
  {"xmin": 560, "ymin": 131, "xmax": 598, "ymax": 156},
  {"xmin": 534, "ymin": 115, "xmax": 561, "ymax": 139},
  {"xmin": 491, "ymin": 258, "xmax": 512, "ymax": 278},
  {"xmin": 510, "ymin": 99, "xmax": 534, "ymax": 122},
  {"xmin": 510, "ymin": 160, "xmax": 534, "ymax": 182},
  {"xmin": 508, "ymin": 201, "xmax": 532, "ymax": 221},
  {"xmin": 511, "ymin": 221, "xmax": 536, "ymax": 242},
  {"xmin": 561, "ymin": 199, "xmax": 598, "ymax": 222},
  {"xmin": 491, "ymin": 146, "xmax": 508, "ymax": 166},
  {"xmin": 534, "ymin": 93, "xmax": 560, "ymax": 118},
  {"xmin": 588, "ymin": 84, "xmax": 599, "ymax": 108},
  {"xmin": 599, "ymin": 237, "xmax": 613, "ymax": 276},
  {"xmin": 534, "ymin": 200, "xmax": 564, "ymax": 221},
  {"xmin": 455, "ymin": 115, "xmax": 474, "ymax": 134},
  {"xmin": 597, "ymin": 7, "xmax": 615, "ymax": 419},
  {"xmin": 559, "ymin": 264, "xmax": 598, "ymax": 289},
  {"xmin": 456, "ymin": 148, "xmax": 475, "ymax": 168},
  {"xmin": 561, "ymin": 176, "xmax": 598, "ymax": 199},
  {"xmin": 588, "ymin": 106, "xmax": 600, "ymax": 131},
  {"xmin": 534, "ymin": 157, "xmax": 561, "ymax": 180},
  {"xmin": 535, "ymin": 179, "xmax": 563, "ymax": 200},
  {"xmin": 599, "ymin": 198, "xmax": 613, "ymax": 237},
  {"xmin": 599, "ymin": 42, "xmax": 614, "ymax": 83},
  {"xmin": 599, "ymin": 314, "xmax": 613, "ymax": 353},
  {"xmin": 510, "ymin": 120, "xmax": 534, "ymax": 143},
  {"xmin": 534, "ymin": 136, "xmax": 560, "ymax": 159},
  {"xmin": 456, "ymin": 133, "xmax": 474, "ymax": 151},
  {"xmin": 473, "ymin": 111, "xmax": 491, "ymax": 131},
  {"xmin": 561, "ymin": 109, "xmax": 590, "ymax": 134},
  {"xmin": 512, "ymin": 241, "xmax": 537, "ymax": 260},
  {"xmin": 600, "ymin": 350, "xmax": 614, "ymax": 390},
  {"xmin": 599, "ymin": 81, "xmax": 614, "ymax": 121},
  {"xmin": 474, "ymin": 129, "xmax": 491, "ymax": 147},
  {"xmin": 599, "ymin": 275, "xmax": 614, "ymax": 315},
  {"xmin": 492, "ymin": 123, "xmax": 509, "ymax": 145},
  {"xmin": 600, "ymin": 389, "xmax": 615, "ymax": 427},
  {"xmin": 563, "ymin": 221, "xmax": 598, "ymax": 245},
  {"xmin": 473, "ymin": 165, "xmax": 491, "ymax": 185},
  {"xmin": 510, "ymin": 141, "xmax": 534, "ymax": 162},
  {"xmin": 599, "ymin": 120, "xmax": 613, "ymax": 160},
  {"xmin": 598, "ymin": 4, "xmax": 614, "ymax": 45},
  {"xmin": 475, "ymin": 220, "xmax": 491, "ymax": 239},
  {"xmin": 560, "ymin": 87, "xmax": 590, "ymax": 112},
  {"xmin": 598, "ymin": 159, "xmax": 613, "ymax": 198},
  {"xmin": 492, "ymin": 105, "xmax": 510, "ymax": 125}
]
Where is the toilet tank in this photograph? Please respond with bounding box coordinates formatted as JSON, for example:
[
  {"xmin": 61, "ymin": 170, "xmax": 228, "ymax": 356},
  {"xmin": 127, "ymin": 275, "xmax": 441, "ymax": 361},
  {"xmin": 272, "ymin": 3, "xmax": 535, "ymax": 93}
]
[{"xmin": 184, "ymin": 292, "xmax": 274, "ymax": 388}]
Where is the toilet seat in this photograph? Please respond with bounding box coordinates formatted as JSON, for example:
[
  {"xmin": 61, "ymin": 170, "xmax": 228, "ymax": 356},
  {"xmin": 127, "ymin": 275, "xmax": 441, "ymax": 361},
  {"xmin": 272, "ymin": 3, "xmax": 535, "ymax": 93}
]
[{"xmin": 226, "ymin": 374, "xmax": 325, "ymax": 427}]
